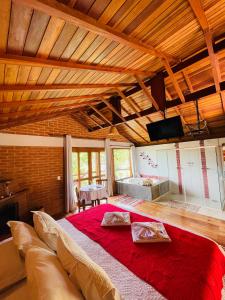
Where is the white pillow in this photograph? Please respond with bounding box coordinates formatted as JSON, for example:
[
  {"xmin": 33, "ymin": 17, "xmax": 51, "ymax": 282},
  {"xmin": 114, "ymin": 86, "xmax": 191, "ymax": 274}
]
[
  {"xmin": 7, "ymin": 221, "xmax": 52, "ymax": 257},
  {"xmin": 57, "ymin": 234, "xmax": 121, "ymax": 300},
  {"xmin": 0, "ymin": 239, "xmax": 26, "ymax": 292},
  {"xmin": 32, "ymin": 211, "xmax": 63, "ymax": 251},
  {"xmin": 26, "ymin": 247, "xmax": 84, "ymax": 300},
  {"xmin": 131, "ymin": 222, "xmax": 171, "ymax": 243},
  {"xmin": 101, "ymin": 212, "xmax": 131, "ymax": 226}
]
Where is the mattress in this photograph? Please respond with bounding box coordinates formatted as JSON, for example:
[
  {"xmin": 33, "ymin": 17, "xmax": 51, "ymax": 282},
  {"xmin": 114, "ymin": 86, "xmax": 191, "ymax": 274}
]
[{"xmin": 58, "ymin": 218, "xmax": 165, "ymax": 300}]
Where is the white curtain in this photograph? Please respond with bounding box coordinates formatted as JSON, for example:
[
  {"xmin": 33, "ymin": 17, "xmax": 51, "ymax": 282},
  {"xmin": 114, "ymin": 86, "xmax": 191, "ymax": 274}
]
[
  {"xmin": 105, "ymin": 138, "xmax": 113, "ymax": 196},
  {"xmin": 131, "ymin": 145, "xmax": 138, "ymax": 177},
  {"xmin": 64, "ymin": 135, "xmax": 77, "ymax": 213}
]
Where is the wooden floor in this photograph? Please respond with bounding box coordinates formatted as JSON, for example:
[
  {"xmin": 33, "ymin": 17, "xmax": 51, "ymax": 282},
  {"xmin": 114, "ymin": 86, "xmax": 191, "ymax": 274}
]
[{"xmin": 109, "ymin": 199, "xmax": 225, "ymax": 247}]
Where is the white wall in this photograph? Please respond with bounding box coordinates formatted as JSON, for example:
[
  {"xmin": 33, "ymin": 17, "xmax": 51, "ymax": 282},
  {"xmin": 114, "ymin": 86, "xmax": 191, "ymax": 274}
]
[
  {"xmin": 136, "ymin": 138, "xmax": 225, "ymax": 209},
  {"xmin": 0, "ymin": 133, "xmax": 105, "ymax": 148},
  {"xmin": 0, "ymin": 133, "xmax": 133, "ymax": 149}
]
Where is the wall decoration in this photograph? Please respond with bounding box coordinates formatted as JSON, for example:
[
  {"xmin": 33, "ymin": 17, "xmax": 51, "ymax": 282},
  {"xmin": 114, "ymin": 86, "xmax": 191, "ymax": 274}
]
[{"xmin": 139, "ymin": 152, "xmax": 158, "ymax": 168}]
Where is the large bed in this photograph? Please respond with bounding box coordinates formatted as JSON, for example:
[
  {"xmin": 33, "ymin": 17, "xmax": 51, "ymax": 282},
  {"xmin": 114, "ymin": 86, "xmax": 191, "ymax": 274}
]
[
  {"xmin": 1, "ymin": 204, "xmax": 225, "ymax": 300},
  {"xmin": 58, "ymin": 218, "xmax": 164, "ymax": 300}
]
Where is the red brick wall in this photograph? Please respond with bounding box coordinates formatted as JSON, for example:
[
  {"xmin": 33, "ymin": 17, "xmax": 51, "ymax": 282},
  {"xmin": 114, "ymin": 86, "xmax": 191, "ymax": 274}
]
[
  {"xmin": 0, "ymin": 146, "xmax": 64, "ymax": 218},
  {"xmin": 1, "ymin": 115, "xmax": 127, "ymax": 142},
  {"xmin": 0, "ymin": 115, "xmax": 128, "ymax": 218}
]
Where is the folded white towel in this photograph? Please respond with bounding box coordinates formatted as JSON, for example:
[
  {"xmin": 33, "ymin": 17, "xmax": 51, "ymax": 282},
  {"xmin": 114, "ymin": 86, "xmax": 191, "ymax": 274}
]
[
  {"xmin": 101, "ymin": 212, "xmax": 131, "ymax": 226},
  {"xmin": 131, "ymin": 222, "xmax": 171, "ymax": 243}
]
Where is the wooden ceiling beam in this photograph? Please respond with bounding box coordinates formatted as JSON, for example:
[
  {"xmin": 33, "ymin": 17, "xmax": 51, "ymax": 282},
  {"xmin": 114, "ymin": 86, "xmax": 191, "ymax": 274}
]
[
  {"xmin": 16, "ymin": 0, "xmax": 176, "ymax": 62},
  {"xmin": 129, "ymin": 96, "xmax": 152, "ymax": 123},
  {"xmin": 182, "ymin": 70, "xmax": 194, "ymax": 92},
  {"xmin": 205, "ymin": 31, "xmax": 221, "ymax": 93},
  {"xmin": 204, "ymin": 31, "xmax": 225, "ymax": 110},
  {"xmin": 87, "ymin": 113, "xmax": 106, "ymax": 128},
  {"xmin": 121, "ymin": 104, "xmax": 149, "ymax": 135},
  {"xmin": 101, "ymin": 98, "xmax": 126, "ymax": 123},
  {"xmin": 117, "ymin": 89, "xmax": 142, "ymax": 118},
  {"xmin": 135, "ymin": 75, "xmax": 160, "ymax": 111},
  {"xmin": 93, "ymin": 36, "xmax": 225, "ymax": 114},
  {"xmin": 124, "ymin": 123, "xmax": 149, "ymax": 143},
  {"xmin": 0, "ymin": 102, "xmax": 94, "ymax": 119},
  {"xmin": 79, "ymin": 112, "xmax": 103, "ymax": 129},
  {"xmin": 0, "ymin": 82, "xmax": 137, "ymax": 92},
  {"xmin": 117, "ymin": 88, "xmax": 151, "ymax": 131},
  {"xmin": 180, "ymin": 72, "xmax": 206, "ymax": 122},
  {"xmin": 101, "ymin": 98, "xmax": 149, "ymax": 143},
  {"xmin": 70, "ymin": 114, "xmax": 93, "ymax": 131},
  {"xmin": 165, "ymin": 88, "xmax": 189, "ymax": 129},
  {"xmin": 0, "ymin": 54, "xmax": 153, "ymax": 76},
  {"xmin": 162, "ymin": 58, "xmax": 185, "ymax": 103},
  {"xmin": 89, "ymin": 105, "xmax": 113, "ymax": 126},
  {"xmin": 187, "ymin": 0, "xmax": 209, "ymax": 32},
  {"xmin": 91, "ymin": 81, "xmax": 225, "ymax": 131},
  {"xmin": 188, "ymin": 0, "xmax": 225, "ymax": 111},
  {"xmin": 0, "ymin": 94, "xmax": 105, "ymax": 108}
]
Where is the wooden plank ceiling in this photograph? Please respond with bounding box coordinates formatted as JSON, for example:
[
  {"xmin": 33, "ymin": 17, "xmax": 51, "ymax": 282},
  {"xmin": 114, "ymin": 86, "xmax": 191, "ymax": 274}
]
[{"xmin": 0, "ymin": 0, "xmax": 225, "ymax": 145}]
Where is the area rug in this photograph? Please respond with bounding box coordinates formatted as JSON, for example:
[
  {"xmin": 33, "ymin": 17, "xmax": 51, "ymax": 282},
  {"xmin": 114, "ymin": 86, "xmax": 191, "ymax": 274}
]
[
  {"xmin": 111, "ymin": 194, "xmax": 145, "ymax": 207},
  {"xmin": 158, "ymin": 199, "xmax": 200, "ymax": 213}
]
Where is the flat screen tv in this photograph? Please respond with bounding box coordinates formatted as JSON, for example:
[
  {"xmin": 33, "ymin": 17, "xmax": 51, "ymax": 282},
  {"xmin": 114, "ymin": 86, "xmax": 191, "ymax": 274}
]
[{"xmin": 146, "ymin": 116, "xmax": 184, "ymax": 141}]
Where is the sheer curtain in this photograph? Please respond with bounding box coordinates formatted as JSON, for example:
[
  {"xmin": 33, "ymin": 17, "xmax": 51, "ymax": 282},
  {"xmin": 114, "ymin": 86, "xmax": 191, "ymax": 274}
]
[
  {"xmin": 105, "ymin": 138, "xmax": 113, "ymax": 196},
  {"xmin": 64, "ymin": 135, "xmax": 77, "ymax": 213},
  {"xmin": 131, "ymin": 145, "xmax": 138, "ymax": 177}
]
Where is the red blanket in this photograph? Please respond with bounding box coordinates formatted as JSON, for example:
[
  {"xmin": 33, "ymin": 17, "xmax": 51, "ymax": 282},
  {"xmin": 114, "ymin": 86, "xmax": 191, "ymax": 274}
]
[{"xmin": 66, "ymin": 204, "xmax": 225, "ymax": 300}]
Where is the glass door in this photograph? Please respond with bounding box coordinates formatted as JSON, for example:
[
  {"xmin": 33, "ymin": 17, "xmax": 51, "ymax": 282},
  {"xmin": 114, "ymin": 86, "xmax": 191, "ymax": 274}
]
[
  {"xmin": 91, "ymin": 152, "xmax": 99, "ymax": 183},
  {"xmin": 113, "ymin": 148, "xmax": 132, "ymax": 180},
  {"xmin": 72, "ymin": 148, "xmax": 106, "ymax": 188},
  {"xmin": 79, "ymin": 152, "xmax": 89, "ymax": 187}
]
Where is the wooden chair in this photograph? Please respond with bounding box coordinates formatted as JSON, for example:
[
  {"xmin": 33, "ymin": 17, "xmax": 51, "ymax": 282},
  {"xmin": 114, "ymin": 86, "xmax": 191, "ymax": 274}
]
[
  {"xmin": 75, "ymin": 186, "xmax": 94, "ymax": 212},
  {"xmin": 95, "ymin": 179, "xmax": 108, "ymax": 205}
]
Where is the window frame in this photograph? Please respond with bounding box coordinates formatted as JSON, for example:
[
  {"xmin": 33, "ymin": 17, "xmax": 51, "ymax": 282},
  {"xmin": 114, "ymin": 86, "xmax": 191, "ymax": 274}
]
[
  {"xmin": 112, "ymin": 148, "xmax": 132, "ymax": 181},
  {"xmin": 72, "ymin": 147, "xmax": 105, "ymax": 188}
]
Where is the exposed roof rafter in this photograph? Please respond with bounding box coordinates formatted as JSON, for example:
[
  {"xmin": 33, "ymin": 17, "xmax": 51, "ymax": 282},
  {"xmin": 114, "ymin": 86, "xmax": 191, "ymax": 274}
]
[
  {"xmin": 90, "ymin": 81, "xmax": 225, "ymax": 131},
  {"xmin": 0, "ymin": 101, "xmax": 97, "ymax": 118},
  {"xmin": 0, "ymin": 95, "xmax": 104, "ymax": 109},
  {"xmin": 0, "ymin": 54, "xmax": 153, "ymax": 76},
  {"xmin": 162, "ymin": 57, "xmax": 185, "ymax": 103},
  {"xmin": 89, "ymin": 104, "xmax": 113, "ymax": 126},
  {"xmin": 0, "ymin": 82, "xmax": 137, "ymax": 92},
  {"xmin": 135, "ymin": 75, "xmax": 161, "ymax": 111},
  {"xmin": 188, "ymin": 0, "xmax": 225, "ymax": 111},
  {"xmin": 101, "ymin": 97, "xmax": 149, "ymax": 143},
  {"xmin": 15, "ymin": 0, "xmax": 176, "ymax": 62}
]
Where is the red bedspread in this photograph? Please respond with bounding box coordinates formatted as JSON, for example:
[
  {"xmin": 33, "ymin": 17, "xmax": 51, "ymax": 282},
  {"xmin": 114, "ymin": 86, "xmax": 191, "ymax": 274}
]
[{"xmin": 66, "ymin": 204, "xmax": 225, "ymax": 300}]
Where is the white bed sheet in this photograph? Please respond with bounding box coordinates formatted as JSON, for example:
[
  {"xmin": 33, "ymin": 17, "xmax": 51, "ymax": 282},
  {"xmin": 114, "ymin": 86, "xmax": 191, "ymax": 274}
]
[{"xmin": 58, "ymin": 218, "xmax": 165, "ymax": 300}]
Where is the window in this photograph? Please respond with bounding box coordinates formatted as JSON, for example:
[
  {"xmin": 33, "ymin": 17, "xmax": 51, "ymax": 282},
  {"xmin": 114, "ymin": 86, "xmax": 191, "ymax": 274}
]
[
  {"xmin": 72, "ymin": 148, "xmax": 106, "ymax": 188},
  {"xmin": 113, "ymin": 148, "xmax": 132, "ymax": 180}
]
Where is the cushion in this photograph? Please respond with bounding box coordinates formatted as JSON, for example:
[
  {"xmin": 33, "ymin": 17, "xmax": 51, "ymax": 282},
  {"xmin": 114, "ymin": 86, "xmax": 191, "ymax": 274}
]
[
  {"xmin": 101, "ymin": 212, "xmax": 131, "ymax": 226},
  {"xmin": 25, "ymin": 247, "xmax": 84, "ymax": 300},
  {"xmin": 32, "ymin": 210, "xmax": 63, "ymax": 251},
  {"xmin": 0, "ymin": 239, "xmax": 26, "ymax": 292},
  {"xmin": 7, "ymin": 221, "xmax": 52, "ymax": 257},
  {"xmin": 57, "ymin": 234, "xmax": 121, "ymax": 300},
  {"xmin": 131, "ymin": 222, "xmax": 171, "ymax": 243}
]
